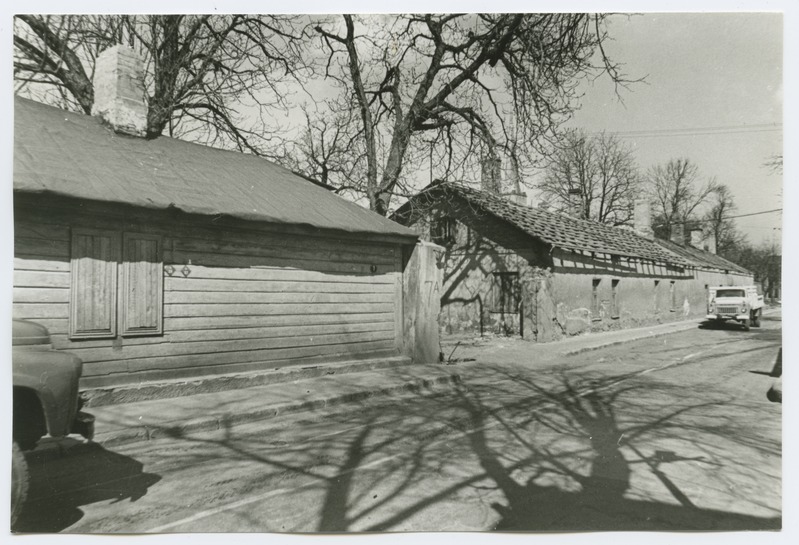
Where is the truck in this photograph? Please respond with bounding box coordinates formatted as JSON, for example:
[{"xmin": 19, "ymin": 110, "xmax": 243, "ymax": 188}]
[
  {"xmin": 12, "ymin": 319, "xmax": 95, "ymax": 527},
  {"xmin": 705, "ymin": 286, "xmax": 764, "ymax": 331}
]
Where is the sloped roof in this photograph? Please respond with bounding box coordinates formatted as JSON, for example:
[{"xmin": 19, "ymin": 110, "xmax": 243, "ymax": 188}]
[
  {"xmin": 655, "ymin": 238, "xmax": 750, "ymax": 274},
  {"xmin": 13, "ymin": 96, "xmax": 416, "ymax": 240},
  {"xmin": 396, "ymin": 182, "xmax": 692, "ymax": 265}
]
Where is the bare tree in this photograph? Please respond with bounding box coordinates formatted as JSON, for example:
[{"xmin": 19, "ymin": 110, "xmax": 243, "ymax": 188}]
[
  {"xmin": 312, "ymin": 14, "xmax": 632, "ymax": 215},
  {"xmin": 14, "ymin": 14, "xmax": 307, "ymax": 154},
  {"xmin": 276, "ymin": 101, "xmax": 368, "ymax": 198},
  {"xmin": 648, "ymin": 158, "xmax": 719, "ymax": 240},
  {"xmin": 538, "ymin": 130, "xmax": 641, "ymax": 226},
  {"xmin": 703, "ymin": 184, "xmax": 746, "ymax": 256}
]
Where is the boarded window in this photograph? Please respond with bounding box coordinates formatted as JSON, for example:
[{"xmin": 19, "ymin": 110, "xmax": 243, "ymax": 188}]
[
  {"xmin": 491, "ymin": 272, "xmax": 520, "ymax": 313},
  {"xmin": 70, "ymin": 229, "xmax": 163, "ymax": 339},
  {"xmin": 70, "ymin": 229, "xmax": 121, "ymax": 339},
  {"xmin": 120, "ymin": 233, "xmax": 163, "ymax": 336},
  {"xmin": 592, "ymin": 278, "xmax": 601, "ymax": 318},
  {"xmin": 430, "ymin": 217, "xmax": 457, "ymax": 246},
  {"xmin": 611, "ymin": 279, "xmax": 620, "ymax": 318}
]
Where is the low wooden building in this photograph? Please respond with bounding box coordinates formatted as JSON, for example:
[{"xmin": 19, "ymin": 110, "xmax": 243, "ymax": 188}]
[
  {"xmin": 393, "ymin": 181, "xmax": 753, "ymax": 341},
  {"xmin": 12, "ymin": 50, "xmax": 435, "ymax": 389}
]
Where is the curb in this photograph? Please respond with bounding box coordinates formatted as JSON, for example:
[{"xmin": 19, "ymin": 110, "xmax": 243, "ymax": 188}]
[
  {"xmin": 561, "ymin": 322, "xmax": 700, "ymax": 356},
  {"xmin": 28, "ymin": 372, "xmax": 462, "ymax": 461},
  {"xmin": 82, "ymin": 355, "xmax": 413, "ymax": 407},
  {"xmin": 561, "ymin": 308, "xmax": 781, "ymax": 356}
]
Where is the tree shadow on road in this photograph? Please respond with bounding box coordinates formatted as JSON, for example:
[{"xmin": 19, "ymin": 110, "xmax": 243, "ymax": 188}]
[
  {"xmin": 57, "ymin": 363, "xmax": 781, "ymax": 534},
  {"xmin": 13, "ymin": 439, "xmax": 161, "ymax": 533},
  {"xmin": 452, "ymin": 372, "xmax": 780, "ymax": 531}
]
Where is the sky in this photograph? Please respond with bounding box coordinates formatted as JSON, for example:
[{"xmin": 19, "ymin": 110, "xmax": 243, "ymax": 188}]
[{"xmin": 558, "ymin": 12, "xmax": 783, "ymax": 247}]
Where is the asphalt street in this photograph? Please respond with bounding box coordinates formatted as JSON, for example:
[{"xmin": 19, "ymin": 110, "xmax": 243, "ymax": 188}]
[{"xmin": 14, "ymin": 314, "xmax": 782, "ymax": 533}]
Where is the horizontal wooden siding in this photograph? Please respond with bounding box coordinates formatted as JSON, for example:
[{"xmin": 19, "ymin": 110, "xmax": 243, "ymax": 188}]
[{"xmin": 14, "ymin": 209, "xmax": 403, "ymax": 387}]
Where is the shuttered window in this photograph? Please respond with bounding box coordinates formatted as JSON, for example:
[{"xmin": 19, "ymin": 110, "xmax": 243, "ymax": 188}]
[
  {"xmin": 70, "ymin": 229, "xmax": 121, "ymax": 339},
  {"xmin": 120, "ymin": 233, "xmax": 163, "ymax": 336},
  {"xmin": 70, "ymin": 229, "xmax": 163, "ymax": 339}
]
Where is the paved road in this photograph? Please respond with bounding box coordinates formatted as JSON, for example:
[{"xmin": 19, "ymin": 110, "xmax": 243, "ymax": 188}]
[{"xmin": 15, "ymin": 315, "xmax": 782, "ymax": 533}]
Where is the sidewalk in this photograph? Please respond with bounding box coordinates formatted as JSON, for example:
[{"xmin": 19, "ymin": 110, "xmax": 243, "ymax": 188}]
[{"xmin": 36, "ymin": 310, "xmax": 779, "ymax": 456}]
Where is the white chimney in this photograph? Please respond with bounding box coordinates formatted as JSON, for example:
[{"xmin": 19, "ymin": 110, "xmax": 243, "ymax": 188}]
[
  {"xmin": 670, "ymin": 221, "xmax": 685, "ymax": 245},
  {"xmin": 633, "ymin": 199, "xmax": 653, "ymax": 239},
  {"xmin": 92, "ymin": 45, "xmax": 148, "ymax": 137},
  {"xmin": 480, "ymin": 156, "xmax": 501, "ymax": 194},
  {"xmin": 704, "ymin": 233, "xmax": 717, "ymax": 255},
  {"xmin": 690, "ymin": 229, "xmax": 704, "ymax": 248},
  {"xmin": 567, "ymin": 188, "xmax": 582, "ymax": 219}
]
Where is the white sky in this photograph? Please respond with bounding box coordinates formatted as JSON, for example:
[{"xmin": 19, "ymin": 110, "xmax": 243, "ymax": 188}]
[
  {"xmin": 563, "ymin": 12, "xmax": 783, "ymax": 247},
  {"xmin": 1, "ymin": 2, "xmax": 797, "ymax": 545}
]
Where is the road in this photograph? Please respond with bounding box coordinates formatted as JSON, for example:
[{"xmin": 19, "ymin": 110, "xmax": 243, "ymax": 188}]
[{"xmin": 15, "ymin": 314, "xmax": 782, "ymax": 533}]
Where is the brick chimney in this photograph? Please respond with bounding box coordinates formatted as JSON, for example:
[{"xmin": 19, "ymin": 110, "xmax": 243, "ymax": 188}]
[
  {"xmin": 704, "ymin": 232, "xmax": 717, "ymax": 254},
  {"xmin": 480, "ymin": 156, "xmax": 501, "ymax": 194},
  {"xmin": 670, "ymin": 221, "xmax": 685, "ymax": 245},
  {"xmin": 567, "ymin": 188, "xmax": 583, "ymax": 219},
  {"xmin": 92, "ymin": 45, "xmax": 148, "ymax": 137},
  {"xmin": 690, "ymin": 229, "xmax": 704, "ymax": 248},
  {"xmin": 633, "ymin": 199, "xmax": 653, "ymax": 239},
  {"xmin": 503, "ymin": 156, "xmax": 527, "ymax": 206}
]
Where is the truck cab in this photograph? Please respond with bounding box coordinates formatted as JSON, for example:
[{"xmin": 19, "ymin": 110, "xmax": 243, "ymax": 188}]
[{"xmin": 706, "ymin": 286, "xmax": 764, "ymax": 331}]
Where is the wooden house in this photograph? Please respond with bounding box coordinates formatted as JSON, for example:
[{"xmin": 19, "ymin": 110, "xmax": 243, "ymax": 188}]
[
  {"xmin": 12, "ymin": 46, "xmax": 436, "ymax": 390},
  {"xmin": 393, "ymin": 181, "xmax": 753, "ymax": 341}
]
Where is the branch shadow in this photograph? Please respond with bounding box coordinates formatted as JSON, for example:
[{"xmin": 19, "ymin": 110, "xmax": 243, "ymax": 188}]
[{"xmin": 26, "ymin": 362, "xmax": 780, "ymax": 534}]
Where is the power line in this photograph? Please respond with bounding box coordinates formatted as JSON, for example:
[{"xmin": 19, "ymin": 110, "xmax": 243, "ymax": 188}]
[
  {"xmin": 655, "ymin": 208, "xmax": 782, "ymax": 226},
  {"xmin": 721, "ymin": 208, "xmax": 782, "ymax": 220},
  {"xmin": 597, "ymin": 123, "xmax": 782, "ymax": 139}
]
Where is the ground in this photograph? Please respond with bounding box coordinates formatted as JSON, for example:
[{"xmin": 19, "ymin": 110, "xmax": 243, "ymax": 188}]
[{"xmin": 13, "ymin": 314, "xmax": 782, "ymax": 534}]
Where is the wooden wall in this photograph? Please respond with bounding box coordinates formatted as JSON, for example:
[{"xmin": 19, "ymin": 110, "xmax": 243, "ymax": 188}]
[{"xmin": 14, "ymin": 196, "xmax": 407, "ymax": 388}]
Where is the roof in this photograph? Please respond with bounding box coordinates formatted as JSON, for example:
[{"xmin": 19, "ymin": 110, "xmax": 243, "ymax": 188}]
[
  {"xmin": 397, "ymin": 182, "xmax": 692, "ymax": 266},
  {"xmin": 13, "ymin": 97, "xmax": 416, "ymax": 240},
  {"xmin": 655, "ymin": 238, "xmax": 750, "ymax": 275}
]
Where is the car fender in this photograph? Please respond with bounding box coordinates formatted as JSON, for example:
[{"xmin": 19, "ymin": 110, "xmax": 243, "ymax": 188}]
[{"xmin": 12, "ymin": 350, "xmax": 82, "ymax": 438}]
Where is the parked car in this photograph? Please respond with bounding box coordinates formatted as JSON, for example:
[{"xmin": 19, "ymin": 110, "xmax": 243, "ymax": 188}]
[{"xmin": 11, "ymin": 319, "xmax": 94, "ymax": 526}]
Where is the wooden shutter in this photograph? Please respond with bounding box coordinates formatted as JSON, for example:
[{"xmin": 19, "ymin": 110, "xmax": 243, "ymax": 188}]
[
  {"xmin": 70, "ymin": 229, "xmax": 120, "ymax": 339},
  {"xmin": 121, "ymin": 233, "xmax": 163, "ymax": 336}
]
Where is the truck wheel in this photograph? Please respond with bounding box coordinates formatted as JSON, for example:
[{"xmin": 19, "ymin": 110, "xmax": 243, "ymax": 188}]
[
  {"xmin": 743, "ymin": 318, "xmax": 751, "ymax": 331},
  {"xmin": 11, "ymin": 442, "xmax": 29, "ymax": 528}
]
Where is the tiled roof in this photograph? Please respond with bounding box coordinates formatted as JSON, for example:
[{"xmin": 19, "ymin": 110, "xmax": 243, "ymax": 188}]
[
  {"xmin": 655, "ymin": 238, "xmax": 750, "ymax": 274},
  {"xmin": 14, "ymin": 96, "xmax": 417, "ymax": 240},
  {"xmin": 399, "ymin": 182, "xmax": 694, "ymax": 265}
]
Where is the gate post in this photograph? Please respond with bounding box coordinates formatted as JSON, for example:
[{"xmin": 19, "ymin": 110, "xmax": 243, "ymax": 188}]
[{"xmin": 402, "ymin": 241, "xmax": 443, "ymax": 363}]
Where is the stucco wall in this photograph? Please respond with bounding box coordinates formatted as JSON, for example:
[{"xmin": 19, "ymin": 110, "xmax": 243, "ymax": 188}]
[
  {"xmin": 541, "ymin": 261, "xmax": 753, "ymax": 341},
  {"xmin": 400, "ymin": 197, "xmax": 753, "ymax": 342}
]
